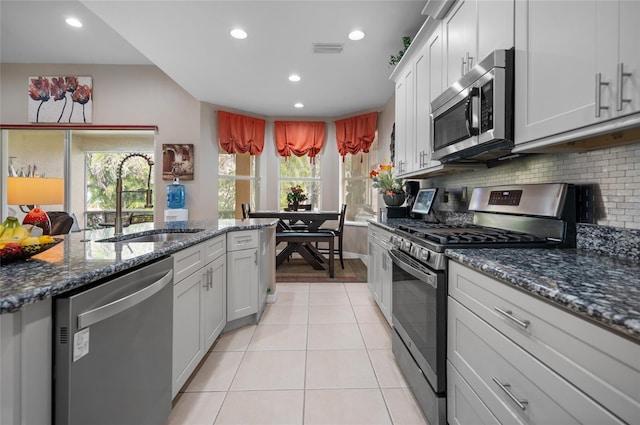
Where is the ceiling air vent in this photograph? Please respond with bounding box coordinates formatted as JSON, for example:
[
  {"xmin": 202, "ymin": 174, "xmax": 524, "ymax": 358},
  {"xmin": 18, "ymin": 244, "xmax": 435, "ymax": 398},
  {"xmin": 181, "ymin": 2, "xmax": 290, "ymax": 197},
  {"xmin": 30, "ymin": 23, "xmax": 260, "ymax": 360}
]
[{"xmin": 313, "ymin": 43, "xmax": 343, "ymax": 54}]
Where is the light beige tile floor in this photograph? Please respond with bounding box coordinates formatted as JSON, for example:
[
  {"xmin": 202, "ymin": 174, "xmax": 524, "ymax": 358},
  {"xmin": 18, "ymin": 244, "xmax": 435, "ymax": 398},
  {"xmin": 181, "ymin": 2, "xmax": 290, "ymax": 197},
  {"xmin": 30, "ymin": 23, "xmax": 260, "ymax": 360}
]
[{"xmin": 165, "ymin": 280, "xmax": 429, "ymax": 425}]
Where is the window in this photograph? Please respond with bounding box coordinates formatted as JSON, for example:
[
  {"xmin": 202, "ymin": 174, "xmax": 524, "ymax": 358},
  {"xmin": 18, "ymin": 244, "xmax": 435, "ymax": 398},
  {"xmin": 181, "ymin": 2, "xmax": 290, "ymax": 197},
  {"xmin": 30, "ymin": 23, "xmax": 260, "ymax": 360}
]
[
  {"xmin": 3, "ymin": 128, "xmax": 155, "ymax": 230},
  {"xmin": 279, "ymin": 156, "xmax": 321, "ymax": 210},
  {"xmin": 218, "ymin": 153, "xmax": 257, "ymax": 218},
  {"xmin": 341, "ymin": 152, "xmax": 376, "ymax": 222},
  {"xmin": 85, "ymin": 152, "xmax": 154, "ymax": 228}
]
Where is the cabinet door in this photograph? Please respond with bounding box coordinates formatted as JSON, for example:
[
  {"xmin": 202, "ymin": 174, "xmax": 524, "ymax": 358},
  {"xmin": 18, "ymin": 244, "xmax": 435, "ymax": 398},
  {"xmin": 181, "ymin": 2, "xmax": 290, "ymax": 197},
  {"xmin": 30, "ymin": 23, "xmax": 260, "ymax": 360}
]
[
  {"xmin": 172, "ymin": 270, "xmax": 205, "ymax": 397},
  {"xmin": 379, "ymin": 249, "xmax": 393, "ymax": 325},
  {"xmin": 444, "ymin": 0, "xmax": 477, "ymax": 86},
  {"xmin": 423, "ymin": 24, "xmax": 445, "ymax": 169},
  {"xmin": 404, "ymin": 66, "xmax": 416, "ymax": 174},
  {"xmin": 227, "ymin": 248, "xmax": 258, "ymax": 321},
  {"xmin": 476, "ymin": 0, "xmax": 514, "ymax": 63},
  {"xmin": 394, "ymin": 80, "xmax": 408, "ymax": 172},
  {"xmin": 618, "ymin": 0, "xmax": 640, "ymax": 116},
  {"xmin": 515, "ymin": 0, "xmax": 601, "ymax": 144},
  {"xmin": 203, "ymin": 255, "xmax": 226, "ymax": 349},
  {"xmin": 415, "ymin": 44, "xmax": 430, "ymax": 170}
]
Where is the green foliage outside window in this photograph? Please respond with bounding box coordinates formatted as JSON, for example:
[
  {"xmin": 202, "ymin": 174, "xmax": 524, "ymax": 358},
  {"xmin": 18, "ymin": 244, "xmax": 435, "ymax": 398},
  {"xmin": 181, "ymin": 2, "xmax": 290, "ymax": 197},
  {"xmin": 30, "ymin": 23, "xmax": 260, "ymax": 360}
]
[
  {"xmin": 86, "ymin": 152, "xmax": 154, "ymax": 210},
  {"xmin": 279, "ymin": 156, "xmax": 321, "ymax": 209}
]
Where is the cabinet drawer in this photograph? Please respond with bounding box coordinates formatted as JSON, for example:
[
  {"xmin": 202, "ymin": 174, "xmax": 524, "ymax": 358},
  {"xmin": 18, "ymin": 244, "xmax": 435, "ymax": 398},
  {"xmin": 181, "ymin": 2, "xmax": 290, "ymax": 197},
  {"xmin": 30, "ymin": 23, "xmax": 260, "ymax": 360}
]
[
  {"xmin": 449, "ymin": 261, "xmax": 640, "ymax": 424},
  {"xmin": 172, "ymin": 242, "xmax": 205, "ymax": 282},
  {"xmin": 448, "ymin": 298, "xmax": 625, "ymax": 425},
  {"xmin": 204, "ymin": 235, "xmax": 226, "ymax": 262},
  {"xmin": 226, "ymin": 230, "xmax": 258, "ymax": 251},
  {"xmin": 447, "ymin": 360, "xmax": 499, "ymax": 425}
]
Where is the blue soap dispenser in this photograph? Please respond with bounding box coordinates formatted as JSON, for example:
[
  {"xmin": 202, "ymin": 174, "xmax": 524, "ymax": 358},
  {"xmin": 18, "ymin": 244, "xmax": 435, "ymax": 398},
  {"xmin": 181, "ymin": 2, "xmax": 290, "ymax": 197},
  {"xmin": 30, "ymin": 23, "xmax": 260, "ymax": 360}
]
[{"xmin": 167, "ymin": 177, "xmax": 185, "ymax": 209}]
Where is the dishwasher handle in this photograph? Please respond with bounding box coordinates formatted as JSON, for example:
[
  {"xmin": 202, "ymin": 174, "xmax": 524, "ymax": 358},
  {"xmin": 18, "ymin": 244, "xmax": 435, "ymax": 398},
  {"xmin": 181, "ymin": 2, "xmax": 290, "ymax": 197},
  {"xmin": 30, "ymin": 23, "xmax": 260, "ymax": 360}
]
[{"xmin": 77, "ymin": 270, "xmax": 173, "ymax": 329}]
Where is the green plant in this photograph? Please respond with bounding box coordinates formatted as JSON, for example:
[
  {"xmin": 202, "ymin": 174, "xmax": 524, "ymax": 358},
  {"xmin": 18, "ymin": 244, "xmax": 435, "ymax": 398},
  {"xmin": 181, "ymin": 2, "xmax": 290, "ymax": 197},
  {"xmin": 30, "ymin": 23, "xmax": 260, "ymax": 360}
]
[
  {"xmin": 370, "ymin": 160, "xmax": 404, "ymax": 195},
  {"xmin": 286, "ymin": 184, "xmax": 308, "ymax": 204},
  {"xmin": 389, "ymin": 36, "xmax": 412, "ymax": 66}
]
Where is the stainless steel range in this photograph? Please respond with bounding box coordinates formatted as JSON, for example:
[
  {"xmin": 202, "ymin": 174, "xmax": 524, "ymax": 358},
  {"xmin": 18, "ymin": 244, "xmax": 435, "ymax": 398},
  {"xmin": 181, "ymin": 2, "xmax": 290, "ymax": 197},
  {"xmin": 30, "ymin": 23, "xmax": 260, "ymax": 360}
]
[{"xmin": 389, "ymin": 183, "xmax": 576, "ymax": 425}]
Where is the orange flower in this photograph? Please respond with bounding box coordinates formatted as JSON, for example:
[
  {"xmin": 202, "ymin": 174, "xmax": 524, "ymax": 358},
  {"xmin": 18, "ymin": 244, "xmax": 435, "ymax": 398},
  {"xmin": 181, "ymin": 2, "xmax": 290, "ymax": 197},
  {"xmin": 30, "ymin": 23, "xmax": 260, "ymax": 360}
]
[
  {"xmin": 369, "ymin": 170, "xmax": 379, "ymax": 178},
  {"xmin": 379, "ymin": 163, "xmax": 392, "ymax": 171}
]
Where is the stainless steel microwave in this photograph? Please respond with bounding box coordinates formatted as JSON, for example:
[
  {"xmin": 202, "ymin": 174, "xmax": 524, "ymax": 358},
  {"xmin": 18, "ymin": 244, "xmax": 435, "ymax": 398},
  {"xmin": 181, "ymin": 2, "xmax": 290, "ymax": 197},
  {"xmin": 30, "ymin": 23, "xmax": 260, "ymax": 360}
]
[{"xmin": 431, "ymin": 48, "xmax": 514, "ymax": 163}]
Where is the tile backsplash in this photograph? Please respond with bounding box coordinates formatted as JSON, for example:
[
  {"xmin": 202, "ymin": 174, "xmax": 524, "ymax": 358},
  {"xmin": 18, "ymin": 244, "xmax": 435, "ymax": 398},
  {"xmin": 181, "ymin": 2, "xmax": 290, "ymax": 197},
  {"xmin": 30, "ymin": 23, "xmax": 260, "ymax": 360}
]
[{"xmin": 423, "ymin": 141, "xmax": 640, "ymax": 230}]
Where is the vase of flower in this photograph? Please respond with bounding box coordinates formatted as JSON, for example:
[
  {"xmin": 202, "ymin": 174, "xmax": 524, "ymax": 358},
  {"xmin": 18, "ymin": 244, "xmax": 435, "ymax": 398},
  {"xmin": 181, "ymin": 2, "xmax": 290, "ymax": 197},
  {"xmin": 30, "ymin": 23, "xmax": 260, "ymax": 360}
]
[
  {"xmin": 370, "ymin": 160, "xmax": 406, "ymax": 207},
  {"xmin": 383, "ymin": 193, "xmax": 406, "ymax": 207},
  {"xmin": 286, "ymin": 184, "xmax": 307, "ymax": 211}
]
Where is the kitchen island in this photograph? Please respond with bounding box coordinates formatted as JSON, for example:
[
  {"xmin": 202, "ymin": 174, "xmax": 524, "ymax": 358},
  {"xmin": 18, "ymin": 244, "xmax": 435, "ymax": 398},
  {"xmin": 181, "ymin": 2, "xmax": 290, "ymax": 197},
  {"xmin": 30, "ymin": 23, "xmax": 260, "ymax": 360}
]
[
  {"xmin": 0, "ymin": 218, "xmax": 277, "ymax": 425},
  {"xmin": 0, "ymin": 218, "xmax": 277, "ymax": 313}
]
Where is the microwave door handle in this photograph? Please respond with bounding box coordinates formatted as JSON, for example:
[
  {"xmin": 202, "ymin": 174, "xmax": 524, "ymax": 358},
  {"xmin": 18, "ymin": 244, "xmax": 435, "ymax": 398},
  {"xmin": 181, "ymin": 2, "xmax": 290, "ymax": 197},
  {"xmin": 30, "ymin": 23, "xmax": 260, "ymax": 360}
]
[{"xmin": 465, "ymin": 87, "xmax": 479, "ymax": 136}]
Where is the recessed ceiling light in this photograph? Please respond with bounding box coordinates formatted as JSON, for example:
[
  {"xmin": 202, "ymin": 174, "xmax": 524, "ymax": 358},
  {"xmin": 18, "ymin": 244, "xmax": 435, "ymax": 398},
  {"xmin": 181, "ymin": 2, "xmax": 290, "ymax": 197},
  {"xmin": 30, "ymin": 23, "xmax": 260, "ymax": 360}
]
[
  {"xmin": 348, "ymin": 30, "xmax": 365, "ymax": 41},
  {"xmin": 230, "ymin": 28, "xmax": 247, "ymax": 39},
  {"xmin": 294, "ymin": 103, "xmax": 304, "ymax": 108},
  {"xmin": 65, "ymin": 17, "xmax": 83, "ymax": 28},
  {"xmin": 289, "ymin": 74, "xmax": 301, "ymax": 82}
]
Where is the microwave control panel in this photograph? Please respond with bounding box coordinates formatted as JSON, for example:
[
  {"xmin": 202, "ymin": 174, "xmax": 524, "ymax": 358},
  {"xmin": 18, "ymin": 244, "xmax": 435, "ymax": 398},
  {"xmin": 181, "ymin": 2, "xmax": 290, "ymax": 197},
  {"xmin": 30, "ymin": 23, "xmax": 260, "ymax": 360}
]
[{"xmin": 480, "ymin": 80, "xmax": 494, "ymax": 133}]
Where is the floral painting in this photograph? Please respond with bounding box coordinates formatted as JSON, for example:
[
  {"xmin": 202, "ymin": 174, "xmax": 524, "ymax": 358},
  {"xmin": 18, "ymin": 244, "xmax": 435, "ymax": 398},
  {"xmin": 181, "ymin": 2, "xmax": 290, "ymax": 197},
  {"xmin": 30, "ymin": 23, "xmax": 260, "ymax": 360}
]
[
  {"xmin": 162, "ymin": 144, "xmax": 194, "ymax": 180},
  {"xmin": 28, "ymin": 76, "xmax": 93, "ymax": 123}
]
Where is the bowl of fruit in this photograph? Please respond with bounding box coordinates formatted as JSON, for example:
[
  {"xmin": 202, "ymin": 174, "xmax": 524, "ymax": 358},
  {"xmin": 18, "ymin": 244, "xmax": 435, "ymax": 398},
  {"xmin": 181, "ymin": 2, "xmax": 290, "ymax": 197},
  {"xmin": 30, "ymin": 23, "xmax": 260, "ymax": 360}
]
[{"xmin": 0, "ymin": 217, "xmax": 62, "ymax": 263}]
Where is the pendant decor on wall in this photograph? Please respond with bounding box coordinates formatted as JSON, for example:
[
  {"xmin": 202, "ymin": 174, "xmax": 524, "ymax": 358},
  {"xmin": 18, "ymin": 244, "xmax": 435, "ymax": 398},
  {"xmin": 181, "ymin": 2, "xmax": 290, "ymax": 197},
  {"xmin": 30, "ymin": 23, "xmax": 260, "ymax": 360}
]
[
  {"xmin": 162, "ymin": 144, "xmax": 194, "ymax": 180},
  {"xmin": 28, "ymin": 76, "xmax": 93, "ymax": 123}
]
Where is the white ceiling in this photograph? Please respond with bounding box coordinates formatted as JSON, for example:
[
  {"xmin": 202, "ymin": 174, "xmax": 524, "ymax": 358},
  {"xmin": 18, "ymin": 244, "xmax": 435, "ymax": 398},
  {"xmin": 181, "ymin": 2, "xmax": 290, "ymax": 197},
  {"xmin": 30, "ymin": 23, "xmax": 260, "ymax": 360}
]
[{"xmin": 1, "ymin": 0, "xmax": 427, "ymax": 118}]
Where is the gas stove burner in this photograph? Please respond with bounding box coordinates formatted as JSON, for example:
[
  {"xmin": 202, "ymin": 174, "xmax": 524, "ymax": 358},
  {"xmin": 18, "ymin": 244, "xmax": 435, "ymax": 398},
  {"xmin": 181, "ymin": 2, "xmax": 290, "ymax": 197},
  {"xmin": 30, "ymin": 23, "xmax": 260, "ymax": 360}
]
[{"xmin": 425, "ymin": 228, "xmax": 547, "ymax": 245}]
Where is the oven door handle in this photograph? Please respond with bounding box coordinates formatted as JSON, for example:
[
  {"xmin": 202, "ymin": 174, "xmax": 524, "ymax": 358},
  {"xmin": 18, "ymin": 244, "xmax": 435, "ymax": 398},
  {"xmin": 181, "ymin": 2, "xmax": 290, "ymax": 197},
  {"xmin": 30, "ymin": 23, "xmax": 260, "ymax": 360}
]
[{"xmin": 388, "ymin": 249, "xmax": 438, "ymax": 290}]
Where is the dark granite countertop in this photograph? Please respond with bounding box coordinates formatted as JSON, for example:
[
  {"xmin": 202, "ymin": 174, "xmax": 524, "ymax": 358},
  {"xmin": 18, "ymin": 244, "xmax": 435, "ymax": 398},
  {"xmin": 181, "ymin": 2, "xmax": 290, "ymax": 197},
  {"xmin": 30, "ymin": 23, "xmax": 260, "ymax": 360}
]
[
  {"xmin": 368, "ymin": 219, "xmax": 640, "ymax": 342},
  {"xmin": 446, "ymin": 248, "xmax": 640, "ymax": 342},
  {"xmin": 0, "ymin": 219, "xmax": 277, "ymax": 314}
]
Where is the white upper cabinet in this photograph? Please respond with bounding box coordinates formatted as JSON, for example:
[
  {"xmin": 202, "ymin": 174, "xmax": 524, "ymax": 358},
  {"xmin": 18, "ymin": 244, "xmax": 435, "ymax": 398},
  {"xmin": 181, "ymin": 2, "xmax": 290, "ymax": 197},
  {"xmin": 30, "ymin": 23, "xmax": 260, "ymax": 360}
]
[
  {"xmin": 514, "ymin": 0, "xmax": 640, "ymax": 148},
  {"xmin": 392, "ymin": 19, "xmax": 445, "ymax": 177},
  {"xmin": 444, "ymin": 0, "xmax": 477, "ymax": 86},
  {"xmin": 444, "ymin": 0, "xmax": 514, "ymax": 87}
]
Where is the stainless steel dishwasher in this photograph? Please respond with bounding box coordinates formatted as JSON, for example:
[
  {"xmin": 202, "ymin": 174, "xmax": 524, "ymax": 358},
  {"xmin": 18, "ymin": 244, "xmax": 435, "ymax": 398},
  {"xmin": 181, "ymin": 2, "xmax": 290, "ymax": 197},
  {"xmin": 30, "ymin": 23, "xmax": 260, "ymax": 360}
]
[{"xmin": 54, "ymin": 256, "xmax": 173, "ymax": 425}]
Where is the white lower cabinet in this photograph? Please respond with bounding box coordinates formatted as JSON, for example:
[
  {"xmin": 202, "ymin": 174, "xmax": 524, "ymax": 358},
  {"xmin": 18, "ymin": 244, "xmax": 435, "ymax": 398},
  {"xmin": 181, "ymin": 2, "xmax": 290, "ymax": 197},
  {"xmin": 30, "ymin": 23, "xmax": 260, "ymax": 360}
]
[
  {"xmin": 226, "ymin": 230, "xmax": 259, "ymax": 322},
  {"xmin": 447, "ymin": 360, "xmax": 499, "ymax": 425},
  {"xmin": 367, "ymin": 225, "xmax": 392, "ymax": 325},
  {"xmin": 172, "ymin": 235, "xmax": 226, "ymax": 397},
  {"xmin": 447, "ymin": 261, "xmax": 639, "ymax": 425}
]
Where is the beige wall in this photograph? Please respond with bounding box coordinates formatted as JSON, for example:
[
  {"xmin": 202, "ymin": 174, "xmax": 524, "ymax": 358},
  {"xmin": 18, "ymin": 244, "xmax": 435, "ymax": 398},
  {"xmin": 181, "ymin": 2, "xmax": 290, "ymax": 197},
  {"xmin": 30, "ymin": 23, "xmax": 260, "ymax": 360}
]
[
  {"xmin": 1, "ymin": 63, "xmax": 210, "ymax": 220},
  {"xmin": 1, "ymin": 63, "xmax": 387, "ymax": 254}
]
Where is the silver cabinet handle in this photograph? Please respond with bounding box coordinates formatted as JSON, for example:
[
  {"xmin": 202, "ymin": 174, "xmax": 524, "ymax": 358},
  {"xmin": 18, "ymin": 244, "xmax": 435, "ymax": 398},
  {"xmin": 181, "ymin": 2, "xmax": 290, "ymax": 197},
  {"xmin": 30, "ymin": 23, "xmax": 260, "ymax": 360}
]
[
  {"xmin": 595, "ymin": 72, "xmax": 610, "ymax": 117},
  {"xmin": 617, "ymin": 62, "xmax": 632, "ymax": 111},
  {"xmin": 461, "ymin": 56, "xmax": 466, "ymax": 77},
  {"xmin": 254, "ymin": 250, "xmax": 258, "ymax": 265},
  {"xmin": 493, "ymin": 378, "xmax": 528, "ymax": 410},
  {"xmin": 208, "ymin": 268, "xmax": 213, "ymax": 289},
  {"xmin": 466, "ymin": 51, "xmax": 474, "ymax": 71},
  {"xmin": 494, "ymin": 307, "xmax": 530, "ymax": 329},
  {"xmin": 78, "ymin": 270, "xmax": 172, "ymax": 329}
]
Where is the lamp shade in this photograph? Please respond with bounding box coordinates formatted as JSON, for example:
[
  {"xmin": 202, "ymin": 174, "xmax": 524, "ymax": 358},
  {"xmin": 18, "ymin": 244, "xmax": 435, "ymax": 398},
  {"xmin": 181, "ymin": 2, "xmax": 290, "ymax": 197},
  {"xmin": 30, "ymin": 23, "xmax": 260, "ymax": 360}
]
[{"xmin": 7, "ymin": 177, "xmax": 64, "ymax": 206}]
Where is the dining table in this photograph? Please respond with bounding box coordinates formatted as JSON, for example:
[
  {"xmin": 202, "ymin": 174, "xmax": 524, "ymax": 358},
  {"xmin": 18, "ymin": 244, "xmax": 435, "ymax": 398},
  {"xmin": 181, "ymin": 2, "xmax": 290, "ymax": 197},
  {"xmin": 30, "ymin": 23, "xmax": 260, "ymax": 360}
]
[{"xmin": 248, "ymin": 210, "xmax": 339, "ymax": 274}]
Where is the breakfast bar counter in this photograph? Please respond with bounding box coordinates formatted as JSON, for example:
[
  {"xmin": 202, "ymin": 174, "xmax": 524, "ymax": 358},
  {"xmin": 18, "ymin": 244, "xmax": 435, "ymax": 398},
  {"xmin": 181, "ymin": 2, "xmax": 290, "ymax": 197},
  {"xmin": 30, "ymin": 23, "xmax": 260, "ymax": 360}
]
[{"xmin": 0, "ymin": 218, "xmax": 277, "ymax": 314}]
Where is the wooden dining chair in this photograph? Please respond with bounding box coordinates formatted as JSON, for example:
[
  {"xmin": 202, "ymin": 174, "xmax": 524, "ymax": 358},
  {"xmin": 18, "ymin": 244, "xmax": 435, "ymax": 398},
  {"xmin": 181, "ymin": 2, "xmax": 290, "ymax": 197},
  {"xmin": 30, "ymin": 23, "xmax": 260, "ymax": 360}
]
[{"xmin": 316, "ymin": 204, "xmax": 347, "ymax": 269}]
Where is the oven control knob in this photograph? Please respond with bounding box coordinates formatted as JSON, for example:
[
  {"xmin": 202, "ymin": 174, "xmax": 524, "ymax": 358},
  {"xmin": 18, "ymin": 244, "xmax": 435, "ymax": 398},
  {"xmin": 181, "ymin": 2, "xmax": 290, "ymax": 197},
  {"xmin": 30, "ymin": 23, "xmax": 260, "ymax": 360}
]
[
  {"xmin": 419, "ymin": 249, "xmax": 430, "ymax": 263},
  {"xmin": 401, "ymin": 240, "xmax": 412, "ymax": 252}
]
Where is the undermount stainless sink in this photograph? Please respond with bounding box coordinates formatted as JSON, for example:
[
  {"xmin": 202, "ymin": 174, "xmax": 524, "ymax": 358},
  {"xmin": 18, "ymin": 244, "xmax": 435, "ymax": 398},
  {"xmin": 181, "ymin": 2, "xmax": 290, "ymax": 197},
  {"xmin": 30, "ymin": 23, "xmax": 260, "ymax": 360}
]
[{"xmin": 97, "ymin": 229, "xmax": 204, "ymax": 243}]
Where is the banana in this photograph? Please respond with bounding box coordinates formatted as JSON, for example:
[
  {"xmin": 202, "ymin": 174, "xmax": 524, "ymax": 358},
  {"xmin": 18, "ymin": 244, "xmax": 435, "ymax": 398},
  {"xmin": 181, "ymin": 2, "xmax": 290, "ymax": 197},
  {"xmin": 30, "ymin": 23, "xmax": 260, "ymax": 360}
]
[
  {"xmin": 0, "ymin": 217, "xmax": 19, "ymax": 240},
  {"xmin": 12, "ymin": 226, "xmax": 30, "ymax": 241},
  {"xmin": 20, "ymin": 237, "xmax": 41, "ymax": 246}
]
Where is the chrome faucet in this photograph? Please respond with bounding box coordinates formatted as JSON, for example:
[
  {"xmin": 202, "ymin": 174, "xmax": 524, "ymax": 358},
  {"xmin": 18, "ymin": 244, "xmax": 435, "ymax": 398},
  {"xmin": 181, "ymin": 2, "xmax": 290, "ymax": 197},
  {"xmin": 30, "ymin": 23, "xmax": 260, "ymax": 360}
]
[{"xmin": 115, "ymin": 153, "xmax": 154, "ymax": 235}]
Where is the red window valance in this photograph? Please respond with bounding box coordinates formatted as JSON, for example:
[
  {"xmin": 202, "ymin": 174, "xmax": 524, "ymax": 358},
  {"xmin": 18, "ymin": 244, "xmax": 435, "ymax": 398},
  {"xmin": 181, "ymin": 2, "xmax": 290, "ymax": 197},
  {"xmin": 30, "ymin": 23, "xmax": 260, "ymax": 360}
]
[
  {"xmin": 274, "ymin": 121, "xmax": 326, "ymax": 161},
  {"xmin": 335, "ymin": 112, "xmax": 378, "ymax": 159},
  {"xmin": 217, "ymin": 110, "xmax": 265, "ymax": 155}
]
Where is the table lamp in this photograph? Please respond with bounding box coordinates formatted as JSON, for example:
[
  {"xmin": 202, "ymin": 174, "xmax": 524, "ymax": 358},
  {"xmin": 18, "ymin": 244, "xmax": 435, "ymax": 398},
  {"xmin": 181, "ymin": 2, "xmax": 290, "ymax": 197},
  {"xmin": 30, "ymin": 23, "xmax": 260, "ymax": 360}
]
[{"xmin": 7, "ymin": 177, "xmax": 64, "ymax": 235}]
